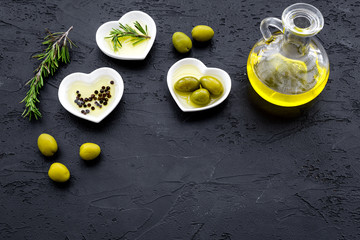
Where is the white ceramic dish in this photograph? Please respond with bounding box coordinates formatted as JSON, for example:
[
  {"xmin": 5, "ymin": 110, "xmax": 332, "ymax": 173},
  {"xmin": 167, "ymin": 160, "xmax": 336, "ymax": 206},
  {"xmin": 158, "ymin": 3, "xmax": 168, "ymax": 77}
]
[
  {"xmin": 96, "ymin": 10, "xmax": 156, "ymax": 60},
  {"xmin": 58, "ymin": 67, "xmax": 124, "ymax": 123},
  {"xmin": 167, "ymin": 58, "xmax": 232, "ymax": 112}
]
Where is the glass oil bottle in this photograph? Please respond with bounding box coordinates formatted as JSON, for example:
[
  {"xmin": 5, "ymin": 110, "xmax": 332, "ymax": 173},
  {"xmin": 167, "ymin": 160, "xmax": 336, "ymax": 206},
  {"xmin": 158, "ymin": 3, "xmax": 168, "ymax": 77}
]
[{"xmin": 247, "ymin": 3, "xmax": 330, "ymax": 107}]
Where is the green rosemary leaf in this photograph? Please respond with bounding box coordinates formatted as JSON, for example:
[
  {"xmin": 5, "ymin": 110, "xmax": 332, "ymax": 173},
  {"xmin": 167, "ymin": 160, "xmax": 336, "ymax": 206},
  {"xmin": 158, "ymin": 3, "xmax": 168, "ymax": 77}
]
[
  {"xmin": 56, "ymin": 44, "xmax": 60, "ymax": 58},
  {"xmin": 134, "ymin": 21, "xmax": 146, "ymax": 35},
  {"xmin": 132, "ymin": 38, "xmax": 145, "ymax": 46},
  {"xmin": 65, "ymin": 47, "xmax": 70, "ymax": 62}
]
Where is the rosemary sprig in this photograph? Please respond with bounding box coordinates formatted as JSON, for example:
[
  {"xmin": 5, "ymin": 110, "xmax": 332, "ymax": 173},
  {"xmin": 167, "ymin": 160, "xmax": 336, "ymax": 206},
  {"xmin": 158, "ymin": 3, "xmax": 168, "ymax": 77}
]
[
  {"xmin": 106, "ymin": 21, "xmax": 150, "ymax": 51},
  {"xmin": 21, "ymin": 26, "xmax": 76, "ymax": 120}
]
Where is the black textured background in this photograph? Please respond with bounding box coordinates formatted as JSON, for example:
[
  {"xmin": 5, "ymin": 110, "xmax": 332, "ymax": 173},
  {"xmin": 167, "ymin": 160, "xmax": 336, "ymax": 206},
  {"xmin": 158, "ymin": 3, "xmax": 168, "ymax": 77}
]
[{"xmin": 1, "ymin": 0, "xmax": 360, "ymax": 239}]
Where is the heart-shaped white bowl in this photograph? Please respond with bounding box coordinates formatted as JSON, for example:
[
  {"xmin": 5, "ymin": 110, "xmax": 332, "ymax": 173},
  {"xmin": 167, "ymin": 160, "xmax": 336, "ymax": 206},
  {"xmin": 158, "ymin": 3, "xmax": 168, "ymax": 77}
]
[
  {"xmin": 96, "ymin": 10, "xmax": 156, "ymax": 60},
  {"xmin": 167, "ymin": 58, "xmax": 232, "ymax": 112},
  {"xmin": 58, "ymin": 67, "xmax": 124, "ymax": 123}
]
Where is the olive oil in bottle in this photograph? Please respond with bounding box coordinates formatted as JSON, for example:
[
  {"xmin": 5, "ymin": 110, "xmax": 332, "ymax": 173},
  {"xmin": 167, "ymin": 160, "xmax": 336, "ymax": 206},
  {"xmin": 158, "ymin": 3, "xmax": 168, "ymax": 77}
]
[{"xmin": 247, "ymin": 3, "xmax": 329, "ymax": 107}]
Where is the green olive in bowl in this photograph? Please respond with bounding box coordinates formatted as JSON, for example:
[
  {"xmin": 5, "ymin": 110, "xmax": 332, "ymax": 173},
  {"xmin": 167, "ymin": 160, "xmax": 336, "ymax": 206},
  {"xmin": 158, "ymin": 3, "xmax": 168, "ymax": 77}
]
[
  {"xmin": 200, "ymin": 76, "xmax": 223, "ymax": 96},
  {"xmin": 190, "ymin": 88, "xmax": 210, "ymax": 105},
  {"xmin": 174, "ymin": 76, "xmax": 200, "ymax": 92}
]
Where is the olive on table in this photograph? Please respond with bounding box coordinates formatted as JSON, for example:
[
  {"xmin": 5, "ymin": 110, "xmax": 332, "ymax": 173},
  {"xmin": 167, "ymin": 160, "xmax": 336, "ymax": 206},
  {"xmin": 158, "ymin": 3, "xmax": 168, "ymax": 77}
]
[
  {"xmin": 200, "ymin": 76, "xmax": 224, "ymax": 96},
  {"xmin": 37, "ymin": 133, "xmax": 58, "ymax": 157},
  {"xmin": 48, "ymin": 162, "xmax": 70, "ymax": 182},
  {"xmin": 191, "ymin": 25, "xmax": 214, "ymax": 42},
  {"xmin": 174, "ymin": 76, "xmax": 200, "ymax": 92},
  {"xmin": 79, "ymin": 143, "xmax": 101, "ymax": 160},
  {"xmin": 172, "ymin": 32, "xmax": 192, "ymax": 53},
  {"xmin": 190, "ymin": 88, "xmax": 211, "ymax": 105}
]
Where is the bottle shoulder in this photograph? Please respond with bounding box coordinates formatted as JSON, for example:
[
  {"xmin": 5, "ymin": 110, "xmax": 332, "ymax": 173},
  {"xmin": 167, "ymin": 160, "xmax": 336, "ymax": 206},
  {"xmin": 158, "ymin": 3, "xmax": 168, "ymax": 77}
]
[{"xmin": 250, "ymin": 34, "xmax": 329, "ymax": 64}]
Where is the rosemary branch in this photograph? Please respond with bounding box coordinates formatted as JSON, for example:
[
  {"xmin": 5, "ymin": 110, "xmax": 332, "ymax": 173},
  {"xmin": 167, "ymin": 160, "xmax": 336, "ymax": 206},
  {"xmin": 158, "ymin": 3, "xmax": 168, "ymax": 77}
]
[
  {"xmin": 106, "ymin": 21, "xmax": 150, "ymax": 51},
  {"xmin": 21, "ymin": 26, "xmax": 76, "ymax": 120}
]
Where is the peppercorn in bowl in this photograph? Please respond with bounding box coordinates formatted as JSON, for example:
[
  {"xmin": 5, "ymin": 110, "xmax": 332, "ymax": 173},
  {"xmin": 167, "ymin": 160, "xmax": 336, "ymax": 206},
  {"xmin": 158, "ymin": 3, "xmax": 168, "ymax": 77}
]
[{"xmin": 58, "ymin": 67, "xmax": 124, "ymax": 123}]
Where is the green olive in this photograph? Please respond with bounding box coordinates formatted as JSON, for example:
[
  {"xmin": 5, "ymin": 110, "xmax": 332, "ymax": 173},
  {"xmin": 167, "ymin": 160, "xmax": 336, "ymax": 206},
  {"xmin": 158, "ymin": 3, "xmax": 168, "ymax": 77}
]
[
  {"xmin": 80, "ymin": 143, "xmax": 101, "ymax": 161},
  {"xmin": 191, "ymin": 25, "xmax": 214, "ymax": 42},
  {"xmin": 172, "ymin": 32, "xmax": 192, "ymax": 53},
  {"xmin": 38, "ymin": 133, "xmax": 58, "ymax": 157},
  {"xmin": 190, "ymin": 88, "xmax": 210, "ymax": 105},
  {"xmin": 174, "ymin": 76, "xmax": 200, "ymax": 92},
  {"xmin": 48, "ymin": 163, "xmax": 70, "ymax": 183},
  {"xmin": 200, "ymin": 76, "xmax": 224, "ymax": 96}
]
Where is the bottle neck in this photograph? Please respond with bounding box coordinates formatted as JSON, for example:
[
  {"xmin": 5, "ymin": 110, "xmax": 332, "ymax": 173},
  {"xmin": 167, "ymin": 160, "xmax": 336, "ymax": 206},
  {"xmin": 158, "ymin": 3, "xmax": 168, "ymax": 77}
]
[
  {"xmin": 280, "ymin": 30, "xmax": 310, "ymax": 57},
  {"xmin": 279, "ymin": 3, "xmax": 324, "ymax": 58}
]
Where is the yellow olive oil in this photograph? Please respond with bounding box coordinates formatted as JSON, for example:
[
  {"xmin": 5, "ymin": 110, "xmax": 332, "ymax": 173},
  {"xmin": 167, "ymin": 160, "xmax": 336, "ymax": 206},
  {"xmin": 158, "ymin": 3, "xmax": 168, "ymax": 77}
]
[
  {"xmin": 105, "ymin": 37, "xmax": 149, "ymax": 56},
  {"xmin": 247, "ymin": 50, "xmax": 329, "ymax": 107}
]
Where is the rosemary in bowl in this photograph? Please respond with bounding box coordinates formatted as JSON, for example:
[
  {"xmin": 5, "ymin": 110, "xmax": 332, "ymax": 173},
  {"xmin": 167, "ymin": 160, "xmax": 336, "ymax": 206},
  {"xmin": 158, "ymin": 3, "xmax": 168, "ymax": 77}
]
[{"xmin": 106, "ymin": 21, "xmax": 150, "ymax": 51}]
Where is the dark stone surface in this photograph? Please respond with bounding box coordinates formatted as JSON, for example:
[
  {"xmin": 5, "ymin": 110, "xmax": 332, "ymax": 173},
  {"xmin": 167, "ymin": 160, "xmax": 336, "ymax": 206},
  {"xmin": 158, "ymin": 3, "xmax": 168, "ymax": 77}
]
[{"xmin": 1, "ymin": 0, "xmax": 360, "ymax": 239}]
